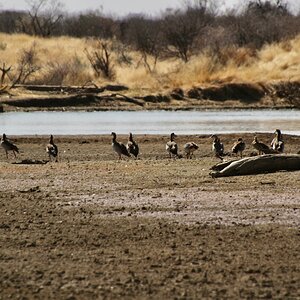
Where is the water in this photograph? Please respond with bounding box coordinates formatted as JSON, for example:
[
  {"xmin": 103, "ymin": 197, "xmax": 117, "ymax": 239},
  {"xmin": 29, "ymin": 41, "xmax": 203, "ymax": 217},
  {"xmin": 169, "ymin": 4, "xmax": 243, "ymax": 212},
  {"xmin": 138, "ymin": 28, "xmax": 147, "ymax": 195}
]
[{"xmin": 0, "ymin": 110, "xmax": 299, "ymax": 136}]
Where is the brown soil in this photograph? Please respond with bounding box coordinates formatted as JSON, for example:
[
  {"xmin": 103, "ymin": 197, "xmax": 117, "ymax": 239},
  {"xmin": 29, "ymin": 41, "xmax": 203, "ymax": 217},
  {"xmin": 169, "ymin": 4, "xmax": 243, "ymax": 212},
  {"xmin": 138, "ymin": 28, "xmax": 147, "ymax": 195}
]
[{"xmin": 0, "ymin": 133, "xmax": 299, "ymax": 299}]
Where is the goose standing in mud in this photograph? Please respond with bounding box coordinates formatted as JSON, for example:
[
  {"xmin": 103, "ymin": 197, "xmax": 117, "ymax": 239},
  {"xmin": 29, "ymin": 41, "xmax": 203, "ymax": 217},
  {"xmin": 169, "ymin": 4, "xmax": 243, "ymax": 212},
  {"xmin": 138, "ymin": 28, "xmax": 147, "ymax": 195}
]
[
  {"xmin": 210, "ymin": 135, "xmax": 224, "ymax": 160},
  {"xmin": 1, "ymin": 133, "xmax": 19, "ymax": 159},
  {"xmin": 271, "ymin": 129, "xmax": 284, "ymax": 152},
  {"xmin": 184, "ymin": 142, "xmax": 199, "ymax": 159},
  {"xmin": 252, "ymin": 136, "xmax": 270, "ymax": 155},
  {"xmin": 232, "ymin": 138, "xmax": 246, "ymax": 158},
  {"xmin": 46, "ymin": 135, "xmax": 58, "ymax": 162},
  {"xmin": 111, "ymin": 132, "xmax": 130, "ymax": 160},
  {"xmin": 126, "ymin": 132, "xmax": 139, "ymax": 158},
  {"xmin": 166, "ymin": 133, "xmax": 179, "ymax": 158}
]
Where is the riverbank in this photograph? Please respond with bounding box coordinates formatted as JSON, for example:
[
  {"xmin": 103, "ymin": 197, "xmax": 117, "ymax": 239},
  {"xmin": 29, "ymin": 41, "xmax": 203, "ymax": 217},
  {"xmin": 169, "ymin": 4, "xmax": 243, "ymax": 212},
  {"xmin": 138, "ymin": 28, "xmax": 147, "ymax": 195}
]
[
  {"xmin": 0, "ymin": 133, "xmax": 299, "ymax": 299},
  {"xmin": 0, "ymin": 81, "xmax": 299, "ymax": 112}
]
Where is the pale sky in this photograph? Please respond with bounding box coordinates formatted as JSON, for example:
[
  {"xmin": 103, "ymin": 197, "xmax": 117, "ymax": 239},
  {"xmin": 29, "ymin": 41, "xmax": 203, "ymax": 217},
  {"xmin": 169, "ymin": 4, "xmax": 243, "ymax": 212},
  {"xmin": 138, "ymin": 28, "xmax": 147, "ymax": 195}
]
[{"xmin": 0, "ymin": 0, "xmax": 299, "ymax": 16}]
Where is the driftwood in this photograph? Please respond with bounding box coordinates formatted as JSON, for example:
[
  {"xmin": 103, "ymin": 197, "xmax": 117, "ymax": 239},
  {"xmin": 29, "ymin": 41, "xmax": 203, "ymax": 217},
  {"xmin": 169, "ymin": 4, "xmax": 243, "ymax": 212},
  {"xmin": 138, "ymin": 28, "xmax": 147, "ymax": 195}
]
[
  {"xmin": 210, "ymin": 154, "xmax": 300, "ymax": 178},
  {"xmin": 11, "ymin": 84, "xmax": 128, "ymax": 94}
]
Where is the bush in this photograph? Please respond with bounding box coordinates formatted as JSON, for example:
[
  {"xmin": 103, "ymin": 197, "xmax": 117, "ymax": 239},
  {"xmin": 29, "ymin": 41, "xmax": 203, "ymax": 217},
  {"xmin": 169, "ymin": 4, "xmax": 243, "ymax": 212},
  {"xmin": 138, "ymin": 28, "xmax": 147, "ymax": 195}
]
[
  {"xmin": 33, "ymin": 55, "xmax": 92, "ymax": 86},
  {"xmin": 85, "ymin": 41, "xmax": 115, "ymax": 80}
]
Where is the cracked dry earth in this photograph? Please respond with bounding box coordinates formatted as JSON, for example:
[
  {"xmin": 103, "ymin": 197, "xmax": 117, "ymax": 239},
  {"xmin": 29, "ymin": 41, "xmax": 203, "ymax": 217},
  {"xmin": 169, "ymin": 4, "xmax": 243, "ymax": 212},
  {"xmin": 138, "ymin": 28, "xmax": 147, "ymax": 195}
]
[{"xmin": 0, "ymin": 133, "xmax": 299, "ymax": 299}]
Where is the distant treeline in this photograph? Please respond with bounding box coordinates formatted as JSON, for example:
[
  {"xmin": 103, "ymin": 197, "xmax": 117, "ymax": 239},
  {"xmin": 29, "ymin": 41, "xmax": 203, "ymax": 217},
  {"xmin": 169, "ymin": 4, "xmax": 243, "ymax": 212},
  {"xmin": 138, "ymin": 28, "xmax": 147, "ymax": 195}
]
[{"xmin": 0, "ymin": 0, "xmax": 300, "ymax": 62}]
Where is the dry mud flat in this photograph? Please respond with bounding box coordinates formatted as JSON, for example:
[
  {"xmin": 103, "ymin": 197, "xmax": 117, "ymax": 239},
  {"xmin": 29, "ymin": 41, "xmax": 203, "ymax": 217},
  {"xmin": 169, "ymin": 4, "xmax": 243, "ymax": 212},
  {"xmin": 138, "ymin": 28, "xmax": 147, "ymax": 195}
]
[{"xmin": 0, "ymin": 133, "xmax": 299, "ymax": 299}]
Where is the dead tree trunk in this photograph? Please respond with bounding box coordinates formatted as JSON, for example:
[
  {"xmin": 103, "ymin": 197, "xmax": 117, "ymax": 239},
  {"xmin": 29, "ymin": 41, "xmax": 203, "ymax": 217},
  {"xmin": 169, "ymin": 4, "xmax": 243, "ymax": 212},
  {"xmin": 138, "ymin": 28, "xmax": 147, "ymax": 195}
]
[{"xmin": 210, "ymin": 154, "xmax": 300, "ymax": 178}]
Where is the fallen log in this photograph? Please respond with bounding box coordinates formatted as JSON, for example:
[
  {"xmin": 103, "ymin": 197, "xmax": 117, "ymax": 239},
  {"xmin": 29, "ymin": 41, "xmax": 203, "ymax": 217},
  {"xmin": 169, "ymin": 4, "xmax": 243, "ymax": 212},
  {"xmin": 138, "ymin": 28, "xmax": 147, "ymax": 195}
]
[{"xmin": 210, "ymin": 154, "xmax": 300, "ymax": 178}]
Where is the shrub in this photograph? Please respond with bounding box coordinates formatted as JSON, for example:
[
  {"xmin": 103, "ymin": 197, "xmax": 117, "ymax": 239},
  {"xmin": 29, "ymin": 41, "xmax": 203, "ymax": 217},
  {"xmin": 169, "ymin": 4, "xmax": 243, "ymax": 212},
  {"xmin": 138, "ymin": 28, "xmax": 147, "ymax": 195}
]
[{"xmin": 85, "ymin": 41, "xmax": 115, "ymax": 80}]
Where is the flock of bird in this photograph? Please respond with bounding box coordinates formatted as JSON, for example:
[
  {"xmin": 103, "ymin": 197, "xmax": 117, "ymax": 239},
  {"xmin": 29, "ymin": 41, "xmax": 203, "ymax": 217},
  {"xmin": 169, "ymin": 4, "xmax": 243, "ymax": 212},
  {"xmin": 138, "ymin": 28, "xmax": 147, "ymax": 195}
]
[
  {"xmin": 0, "ymin": 129, "xmax": 284, "ymax": 161},
  {"xmin": 110, "ymin": 129, "xmax": 284, "ymax": 160},
  {"xmin": 210, "ymin": 129, "xmax": 284, "ymax": 160},
  {"xmin": 0, "ymin": 134, "xmax": 58, "ymax": 161}
]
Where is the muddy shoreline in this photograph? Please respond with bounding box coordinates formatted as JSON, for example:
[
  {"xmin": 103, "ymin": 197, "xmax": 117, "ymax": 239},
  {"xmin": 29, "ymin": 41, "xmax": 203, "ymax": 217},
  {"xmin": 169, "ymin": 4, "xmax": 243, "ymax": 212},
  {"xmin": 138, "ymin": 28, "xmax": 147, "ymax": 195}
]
[{"xmin": 0, "ymin": 133, "xmax": 299, "ymax": 299}]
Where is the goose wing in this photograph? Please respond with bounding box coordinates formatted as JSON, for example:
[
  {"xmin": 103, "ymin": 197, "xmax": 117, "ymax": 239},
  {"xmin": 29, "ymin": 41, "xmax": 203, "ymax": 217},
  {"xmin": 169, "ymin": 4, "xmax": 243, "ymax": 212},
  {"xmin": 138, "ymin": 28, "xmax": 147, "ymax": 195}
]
[
  {"xmin": 120, "ymin": 142, "xmax": 131, "ymax": 157},
  {"xmin": 232, "ymin": 141, "xmax": 245, "ymax": 153},
  {"xmin": 271, "ymin": 137, "xmax": 284, "ymax": 152},
  {"xmin": 167, "ymin": 141, "xmax": 178, "ymax": 155},
  {"xmin": 184, "ymin": 142, "xmax": 191, "ymax": 151},
  {"xmin": 127, "ymin": 141, "xmax": 139, "ymax": 157},
  {"xmin": 1, "ymin": 139, "xmax": 19, "ymax": 152},
  {"xmin": 276, "ymin": 141, "xmax": 284, "ymax": 152},
  {"xmin": 46, "ymin": 143, "xmax": 58, "ymax": 157},
  {"xmin": 184, "ymin": 142, "xmax": 198, "ymax": 152},
  {"xmin": 253, "ymin": 140, "xmax": 270, "ymax": 153},
  {"xmin": 213, "ymin": 141, "xmax": 224, "ymax": 155}
]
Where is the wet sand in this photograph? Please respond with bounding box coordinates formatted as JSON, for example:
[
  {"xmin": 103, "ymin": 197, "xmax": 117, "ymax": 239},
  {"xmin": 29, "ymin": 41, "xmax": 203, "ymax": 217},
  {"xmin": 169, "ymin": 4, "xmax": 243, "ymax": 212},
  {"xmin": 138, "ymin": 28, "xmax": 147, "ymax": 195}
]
[{"xmin": 0, "ymin": 133, "xmax": 299, "ymax": 299}]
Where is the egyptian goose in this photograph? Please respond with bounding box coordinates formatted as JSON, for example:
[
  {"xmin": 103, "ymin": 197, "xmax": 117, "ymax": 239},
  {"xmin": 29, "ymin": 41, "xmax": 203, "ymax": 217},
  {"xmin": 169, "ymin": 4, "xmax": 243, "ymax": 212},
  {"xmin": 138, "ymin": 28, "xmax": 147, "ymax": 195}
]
[
  {"xmin": 252, "ymin": 136, "xmax": 270, "ymax": 155},
  {"xmin": 46, "ymin": 135, "xmax": 58, "ymax": 162},
  {"xmin": 232, "ymin": 138, "xmax": 246, "ymax": 158},
  {"xmin": 184, "ymin": 142, "xmax": 199, "ymax": 159},
  {"xmin": 271, "ymin": 129, "xmax": 284, "ymax": 153},
  {"xmin": 1, "ymin": 133, "xmax": 19, "ymax": 159},
  {"xmin": 126, "ymin": 132, "xmax": 139, "ymax": 158},
  {"xmin": 111, "ymin": 132, "xmax": 130, "ymax": 159},
  {"xmin": 210, "ymin": 135, "xmax": 224, "ymax": 160},
  {"xmin": 166, "ymin": 133, "xmax": 179, "ymax": 158}
]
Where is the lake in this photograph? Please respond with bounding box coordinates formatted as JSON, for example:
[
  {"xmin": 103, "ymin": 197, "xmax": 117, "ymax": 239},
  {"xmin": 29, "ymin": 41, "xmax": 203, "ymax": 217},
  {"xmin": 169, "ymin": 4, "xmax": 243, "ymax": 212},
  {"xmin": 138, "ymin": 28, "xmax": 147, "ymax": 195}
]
[{"xmin": 0, "ymin": 110, "xmax": 299, "ymax": 136}]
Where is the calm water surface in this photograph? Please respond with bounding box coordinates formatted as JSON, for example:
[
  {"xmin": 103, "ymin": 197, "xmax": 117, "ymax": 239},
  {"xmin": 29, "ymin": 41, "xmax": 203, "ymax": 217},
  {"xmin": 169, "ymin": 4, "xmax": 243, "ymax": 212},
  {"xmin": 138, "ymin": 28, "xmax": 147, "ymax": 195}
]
[{"xmin": 0, "ymin": 110, "xmax": 299, "ymax": 135}]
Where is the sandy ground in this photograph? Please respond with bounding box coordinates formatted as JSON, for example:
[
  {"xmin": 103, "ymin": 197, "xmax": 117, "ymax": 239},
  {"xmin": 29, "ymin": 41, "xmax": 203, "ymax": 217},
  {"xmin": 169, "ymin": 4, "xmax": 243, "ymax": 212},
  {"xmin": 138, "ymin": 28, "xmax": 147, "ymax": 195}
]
[{"xmin": 0, "ymin": 133, "xmax": 299, "ymax": 299}]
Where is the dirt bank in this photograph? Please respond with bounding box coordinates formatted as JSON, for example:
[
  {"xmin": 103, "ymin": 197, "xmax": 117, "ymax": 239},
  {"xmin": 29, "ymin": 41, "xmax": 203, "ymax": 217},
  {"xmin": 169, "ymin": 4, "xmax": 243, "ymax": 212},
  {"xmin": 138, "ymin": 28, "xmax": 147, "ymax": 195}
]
[
  {"xmin": 0, "ymin": 81, "xmax": 299, "ymax": 111},
  {"xmin": 0, "ymin": 133, "xmax": 299, "ymax": 299}
]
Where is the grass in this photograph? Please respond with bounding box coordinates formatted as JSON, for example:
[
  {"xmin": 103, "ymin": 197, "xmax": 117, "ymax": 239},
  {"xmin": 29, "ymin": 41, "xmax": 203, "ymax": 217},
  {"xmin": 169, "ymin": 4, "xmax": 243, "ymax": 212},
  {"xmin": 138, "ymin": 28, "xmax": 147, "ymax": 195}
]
[{"xmin": 0, "ymin": 33, "xmax": 299, "ymax": 92}]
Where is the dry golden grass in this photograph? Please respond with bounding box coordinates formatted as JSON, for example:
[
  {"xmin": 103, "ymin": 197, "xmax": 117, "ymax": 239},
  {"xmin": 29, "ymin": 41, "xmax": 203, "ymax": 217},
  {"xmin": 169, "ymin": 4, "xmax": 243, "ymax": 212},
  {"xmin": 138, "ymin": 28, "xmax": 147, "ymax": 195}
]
[{"xmin": 0, "ymin": 33, "xmax": 299, "ymax": 92}]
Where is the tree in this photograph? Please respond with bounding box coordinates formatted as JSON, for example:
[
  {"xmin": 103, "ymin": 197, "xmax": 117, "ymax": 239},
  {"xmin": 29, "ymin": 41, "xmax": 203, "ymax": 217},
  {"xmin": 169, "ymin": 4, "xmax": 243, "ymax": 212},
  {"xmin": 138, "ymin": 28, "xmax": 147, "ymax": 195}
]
[
  {"xmin": 62, "ymin": 11, "xmax": 117, "ymax": 38},
  {"xmin": 18, "ymin": 0, "xmax": 64, "ymax": 36},
  {"xmin": 233, "ymin": 0, "xmax": 294, "ymax": 48},
  {"xmin": 120, "ymin": 15, "xmax": 163, "ymax": 72},
  {"xmin": 162, "ymin": 0, "xmax": 213, "ymax": 62}
]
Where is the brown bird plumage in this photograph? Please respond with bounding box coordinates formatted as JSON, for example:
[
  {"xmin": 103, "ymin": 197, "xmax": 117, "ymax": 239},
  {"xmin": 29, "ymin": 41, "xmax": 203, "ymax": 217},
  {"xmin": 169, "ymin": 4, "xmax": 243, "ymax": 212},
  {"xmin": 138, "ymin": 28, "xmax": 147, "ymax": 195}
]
[
  {"xmin": 210, "ymin": 134, "xmax": 224, "ymax": 160},
  {"xmin": 1, "ymin": 133, "xmax": 19, "ymax": 159},
  {"xmin": 184, "ymin": 142, "xmax": 199, "ymax": 159},
  {"xmin": 232, "ymin": 138, "xmax": 246, "ymax": 158},
  {"xmin": 126, "ymin": 133, "xmax": 139, "ymax": 158},
  {"xmin": 252, "ymin": 136, "xmax": 270, "ymax": 155},
  {"xmin": 166, "ymin": 133, "xmax": 179, "ymax": 158},
  {"xmin": 271, "ymin": 129, "xmax": 284, "ymax": 153},
  {"xmin": 111, "ymin": 132, "xmax": 130, "ymax": 160},
  {"xmin": 46, "ymin": 135, "xmax": 58, "ymax": 162}
]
